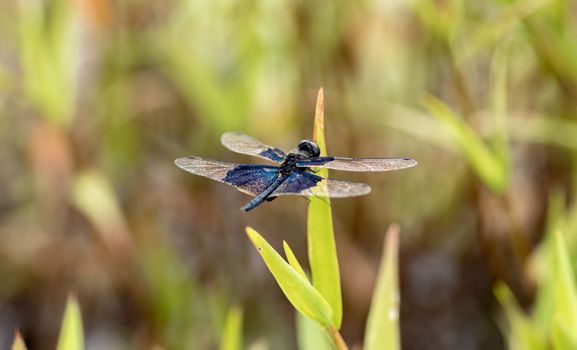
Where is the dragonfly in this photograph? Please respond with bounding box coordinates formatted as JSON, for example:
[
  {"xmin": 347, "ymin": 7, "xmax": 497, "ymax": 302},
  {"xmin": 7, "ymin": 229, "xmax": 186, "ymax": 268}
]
[{"xmin": 175, "ymin": 132, "xmax": 417, "ymax": 212}]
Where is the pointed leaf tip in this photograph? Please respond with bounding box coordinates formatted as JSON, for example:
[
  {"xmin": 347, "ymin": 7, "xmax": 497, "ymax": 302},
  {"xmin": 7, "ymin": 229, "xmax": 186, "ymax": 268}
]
[
  {"xmin": 56, "ymin": 293, "xmax": 84, "ymax": 350},
  {"xmin": 308, "ymin": 89, "xmax": 342, "ymax": 328},
  {"xmin": 313, "ymin": 88, "xmax": 326, "ymax": 152},
  {"xmin": 283, "ymin": 241, "xmax": 308, "ymax": 280},
  {"xmin": 364, "ymin": 224, "xmax": 401, "ymax": 350},
  {"xmin": 245, "ymin": 226, "xmax": 333, "ymax": 327},
  {"xmin": 11, "ymin": 331, "xmax": 27, "ymax": 350}
]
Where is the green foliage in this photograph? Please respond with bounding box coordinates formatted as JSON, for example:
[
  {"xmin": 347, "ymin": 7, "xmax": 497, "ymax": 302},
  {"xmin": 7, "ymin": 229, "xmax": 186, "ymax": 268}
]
[
  {"xmin": 17, "ymin": 0, "xmax": 78, "ymax": 126},
  {"xmin": 422, "ymin": 95, "xmax": 509, "ymax": 194},
  {"xmin": 244, "ymin": 91, "xmax": 360, "ymax": 349},
  {"xmin": 551, "ymin": 316, "xmax": 577, "ymax": 350},
  {"xmin": 11, "ymin": 332, "xmax": 28, "ymax": 350},
  {"xmin": 283, "ymin": 241, "xmax": 308, "ymax": 280},
  {"xmin": 510, "ymin": 116, "xmax": 577, "ymax": 151},
  {"xmin": 496, "ymin": 230, "xmax": 577, "ymax": 349},
  {"xmin": 364, "ymin": 225, "xmax": 400, "ymax": 350},
  {"xmin": 5, "ymin": 0, "xmax": 577, "ymax": 348},
  {"xmin": 456, "ymin": 0, "xmax": 551, "ymax": 64},
  {"xmin": 307, "ymin": 88, "xmax": 342, "ymax": 329},
  {"xmin": 489, "ymin": 43, "xmax": 511, "ymax": 185},
  {"xmin": 296, "ymin": 313, "xmax": 333, "ymax": 350},
  {"xmin": 384, "ymin": 23, "xmax": 516, "ymax": 196},
  {"xmin": 495, "ymin": 284, "xmax": 546, "ymax": 350},
  {"xmin": 72, "ymin": 171, "xmax": 131, "ymax": 250},
  {"xmin": 139, "ymin": 238, "xmax": 202, "ymax": 349},
  {"xmin": 246, "ymin": 94, "xmax": 405, "ymax": 349},
  {"xmin": 221, "ymin": 305, "xmax": 244, "ymax": 350},
  {"xmin": 245, "ymin": 227, "xmax": 334, "ymax": 328},
  {"xmin": 56, "ymin": 294, "xmax": 84, "ymax": 350},
  {"xmin": 410, "ymin": 0, "xmax": 463, "ymax": 41},
  {"xmin": 153, "ymin": 0, "xmax": 298, "ymax": 133},
  {"xmin": 551, "ymin": 232, "xmax": 577, "ymax": 342}
]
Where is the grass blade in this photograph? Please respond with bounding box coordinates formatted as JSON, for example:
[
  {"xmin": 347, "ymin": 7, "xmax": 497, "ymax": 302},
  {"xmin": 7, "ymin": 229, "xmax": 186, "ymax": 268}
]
[
  {"xmin": 457, "ymin": 0, "xmax": 551, "ymax": 64},
  {"xmin": 489, "ymin": 42, "xmax": 511, "ymax": 182},
  {"xmin": 283, "ymin": 241, "xmax": 308, "ymax": 280},
  {"xmin": 296, "ymin": 313, "xmax": 333, "ymax": 350},
  {"xmin": 72, "ymin": 171, "xmax": 131, "ymax": 253},
  {"xmin": 494, "ymin": 283, "xmax": 546, "ymax": 350},
  {"xmin": 246, "ymin": 227, "xmax": 333, "ymax": 327},
  {"xmin": 308, "ymin": 87, "xmax": 342, "ymax": 328},
  {"xmin": 422, "ymin": 95, "xmax": 508, "ymax": 194},
  {"xmin": 364, "ymin": 224, "xmax": 401, "ymax": 350},
  {"xmin": 220, "ymin": 305, "xmax": 243, "ymax": 350},
  {"xmin": 56, "ymin": 294, "xmax": 84, "ymax": 350},
  {"xmin": 551, "ymin": 316, "xmax": 577, "ymax": 350},
  {"xmin": 246, "ymin": 338, "xmax": 270, "ymax": 350},
  {"xmin": 552, "ymin": 231, "xmax": 577, "ymax": 330},
  {"xmin": 18, "ymin": 0, "xmax": 77, "ymax": 125},
  {"xmin": 11, "ymin": 331, "xmax": 28, "ymax": 350}
]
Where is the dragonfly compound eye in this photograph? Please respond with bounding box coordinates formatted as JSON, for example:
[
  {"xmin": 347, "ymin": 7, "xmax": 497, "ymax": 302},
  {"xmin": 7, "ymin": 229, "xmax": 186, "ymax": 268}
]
[{"xmin": 297, "ymin": 140, "xmax": 320, "ymax": 158}]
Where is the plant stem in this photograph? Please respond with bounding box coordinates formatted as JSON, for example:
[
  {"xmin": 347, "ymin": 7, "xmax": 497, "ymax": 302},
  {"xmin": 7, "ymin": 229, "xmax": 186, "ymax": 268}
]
[{"xmin": 326, "ymin": 327, "xmax": 349, "ymax": 350}]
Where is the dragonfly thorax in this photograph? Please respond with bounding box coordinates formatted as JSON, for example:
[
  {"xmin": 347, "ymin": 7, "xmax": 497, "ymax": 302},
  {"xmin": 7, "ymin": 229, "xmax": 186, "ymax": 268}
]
[
  {"xmin": 281, "ymin": 140, "xmax": 321, "ymax": 175},
  {"xmin": 279, "ymin": 154, "xmax": 301, "ymax": 175}
]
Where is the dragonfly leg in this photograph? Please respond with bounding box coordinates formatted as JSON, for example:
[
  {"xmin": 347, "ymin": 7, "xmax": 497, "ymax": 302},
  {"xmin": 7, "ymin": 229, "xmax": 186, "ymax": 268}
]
[{"xmin": 302, "ymin": 167, "xmax": 318, "ymax": 174}]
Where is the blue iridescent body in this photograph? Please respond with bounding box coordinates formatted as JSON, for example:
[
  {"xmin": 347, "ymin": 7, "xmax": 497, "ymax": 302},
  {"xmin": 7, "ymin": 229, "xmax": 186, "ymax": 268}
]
[
  {"xmin": 175, "ymin": 132, "xmax": 417, "ymax": 212},
  {"xmin": 223, "ymin": 154, "xmax": 325, "ymax": 211}
]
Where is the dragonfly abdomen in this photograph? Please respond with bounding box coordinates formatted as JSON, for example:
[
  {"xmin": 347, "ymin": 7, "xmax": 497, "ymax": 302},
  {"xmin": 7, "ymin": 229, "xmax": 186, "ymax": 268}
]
[{"xmin": 241, "ymin": 174, "xmax": 288, "ymax": 212}]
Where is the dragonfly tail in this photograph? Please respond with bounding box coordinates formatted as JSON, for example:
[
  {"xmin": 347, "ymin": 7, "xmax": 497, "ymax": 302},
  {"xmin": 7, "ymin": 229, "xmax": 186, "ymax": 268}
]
[{"xmin": 241, "ymin": 174, "xmax": 287, "ymax": 212}]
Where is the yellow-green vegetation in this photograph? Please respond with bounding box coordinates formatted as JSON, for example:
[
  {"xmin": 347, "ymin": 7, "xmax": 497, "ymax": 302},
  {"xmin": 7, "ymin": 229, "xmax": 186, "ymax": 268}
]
[
  {"xmin": 364, "ymin": 225, "xmax": 401, "ymax": 350},
  {"xmin": 56, "ymin": 295, "xmax": 84, "ymax": 350},
  {"xmin": 307, "ymin": 89, "xmax": 343, "ymax": 330},
  {"xmin": 11, "ymin": 332, "xmax": 27, "ymax": 350},
  {"xmin": 246, "ymin": 226, "xmax": 334, "ymax": 329},
  {"xmin": 220, "ymin": 305, "xmax": 243, "ymax": 350},
  {"xmin": 1, "ymin": 0, "xmax": 577, "ymax": 349},
  {"xmin": 245, "ymin": 91, "xmax": 401, "ymax": 349}
]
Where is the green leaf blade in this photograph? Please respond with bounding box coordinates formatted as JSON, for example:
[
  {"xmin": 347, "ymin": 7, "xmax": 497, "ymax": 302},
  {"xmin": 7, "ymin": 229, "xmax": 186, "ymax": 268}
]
[
  {"xmin": 422, "ymin": 95, "xmax": 508, "ymax": 194},
  {"xmin": 220, "ymin": 305, "xmax": 243, "ymax": 350},
  {"xmin": 283, "ymin": 241, "xmax": 308, "ymax": 280},
  {"xmin": 11, "ymin": 331, "xmax": 28, "ymax": 350},
  {"xmin": 489, "ymin": 42, "xmax": 511, "ymax": 180},
  {"xmin": 364, "ymin": 224, "xmax": 401, "ymax": 350},
  {"xmin": 18, "ymin": 0, "xmax": 78, "ymax": 126},
  {"xmin": 553, "ymin": 231, "xmax": 577, "ymax": 330},
  {"xmin": 56, "ymin": 294, "xmax": 84, "ymax": 350},
  {"xmin": 308, "ymin": 88, "xmax": 342, "ymax": 328},
  {"xmin": 494, "ymin": 283, "xmax": 546, "ymax": 350},
  {"xmin": 551, "ymin": 315, "xmax": 577, "ymax": 350},
  {"xmin": 246, "ymin": 227, "xmax": 333, "ymax": 327},
  {"xmin": 296, "ymin": 313, "xmax": 334, "ymax": 350},
  {"xmin": 72, "ymin": 171, "xmax": 132, "ymax": 252}
]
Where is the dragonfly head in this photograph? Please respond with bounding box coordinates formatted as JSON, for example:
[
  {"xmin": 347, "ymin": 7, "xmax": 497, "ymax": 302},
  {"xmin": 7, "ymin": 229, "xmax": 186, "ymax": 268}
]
[{"xmin": 296, "ymin": 140, "xmax": 320, "ymax": 158}]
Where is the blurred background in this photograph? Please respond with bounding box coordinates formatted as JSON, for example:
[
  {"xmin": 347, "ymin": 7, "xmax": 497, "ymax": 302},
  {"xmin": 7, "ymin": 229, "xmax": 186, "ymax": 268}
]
[{"xmin": 1, "ymin": 0, "xmax": 577, "ymax": 349}]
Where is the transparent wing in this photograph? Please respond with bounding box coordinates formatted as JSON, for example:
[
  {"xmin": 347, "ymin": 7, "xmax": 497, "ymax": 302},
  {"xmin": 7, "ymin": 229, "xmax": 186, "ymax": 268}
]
[
  {"xmin": 271, "ymin": 171, "xmax": 371, "ymax": 198},
  {"xmin": 175, "ymin": 156, "xmax": 279, "ymax": 196},
  {"xmin": 297, "ymin": 157, "xmax": 417, "ymax": 172},
  {"xmin": 221, "ymin": 132, "xmax": 286, "ymax": 163}
]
